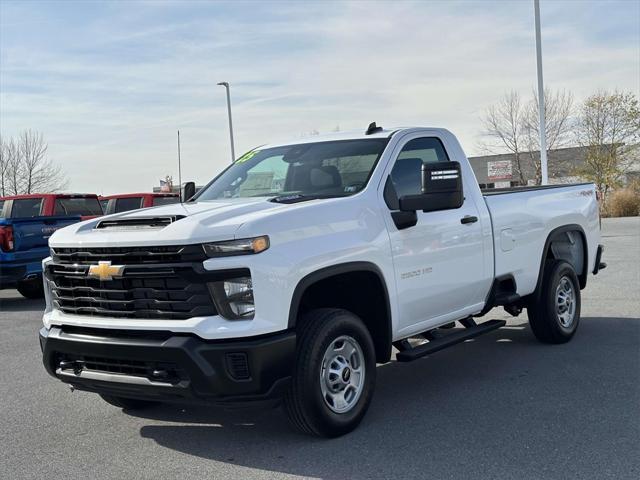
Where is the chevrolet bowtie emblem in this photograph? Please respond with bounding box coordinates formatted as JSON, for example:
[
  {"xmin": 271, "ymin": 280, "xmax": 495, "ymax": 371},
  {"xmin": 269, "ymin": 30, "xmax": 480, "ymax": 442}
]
[{"xmin": 88, "ymin": 261, "xmax": 125, "ymax": 281}]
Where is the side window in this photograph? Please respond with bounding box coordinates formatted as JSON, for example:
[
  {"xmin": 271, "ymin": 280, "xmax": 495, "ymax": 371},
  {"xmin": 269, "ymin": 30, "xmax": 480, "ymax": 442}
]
[
  {"xmin": 385, "ymin": 138, "xmax": 449, "ymax": 208},
  {"xmin": 11, "ymin": 198, "xmax": 43, "ymax": 218},
  {"xmin": 114, "ymin": 197, "xmax": 143, "ymax": 213}
]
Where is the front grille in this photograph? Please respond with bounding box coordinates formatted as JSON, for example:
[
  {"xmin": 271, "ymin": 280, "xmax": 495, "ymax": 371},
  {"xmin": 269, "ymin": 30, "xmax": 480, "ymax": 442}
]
[
  {"xmin": 57, "ymin": 353, "xmax": 187, "ymax": 385},
  {"xmin": 47, "ymin": 245, "xmax": 217, "ymax": 320},
  {"xmin": 51, "ymin": 244, "xmax": 207, "ymax": 265}
]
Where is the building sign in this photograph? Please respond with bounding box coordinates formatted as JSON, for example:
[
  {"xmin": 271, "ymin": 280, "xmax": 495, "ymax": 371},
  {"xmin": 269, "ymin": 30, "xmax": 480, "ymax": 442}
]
[{"xmin": 487, "ymin": 160, "xmax": 512, "ymax": 180}]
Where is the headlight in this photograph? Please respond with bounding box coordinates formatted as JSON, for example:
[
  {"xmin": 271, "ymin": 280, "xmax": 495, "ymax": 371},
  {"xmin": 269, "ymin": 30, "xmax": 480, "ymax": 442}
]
[
  {"xmin": 208, "ymin": 276, "xmax": 255, "ymax": 320},
  {"xmin": 202, "ymin": 236, "xmax": 269, "ymax": 257}
]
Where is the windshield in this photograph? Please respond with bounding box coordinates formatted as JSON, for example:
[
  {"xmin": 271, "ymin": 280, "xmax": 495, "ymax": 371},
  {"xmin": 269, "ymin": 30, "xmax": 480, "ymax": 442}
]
[{"xmin": 195, "ymin": 139, "xmax": 389, "ymax": 201}]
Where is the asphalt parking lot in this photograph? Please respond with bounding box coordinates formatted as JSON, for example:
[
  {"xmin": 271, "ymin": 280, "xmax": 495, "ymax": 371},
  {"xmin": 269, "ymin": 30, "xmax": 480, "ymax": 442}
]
[{"xmin": 1, "ymin": 217, "xmax": 638, "ymax": 480}]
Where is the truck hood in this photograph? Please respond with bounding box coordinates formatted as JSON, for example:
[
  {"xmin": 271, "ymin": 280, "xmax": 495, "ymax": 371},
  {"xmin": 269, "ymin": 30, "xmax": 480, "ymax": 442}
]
[{"xmin": 49, "ymin": 198, "xmax": 288, "ymax": 248}]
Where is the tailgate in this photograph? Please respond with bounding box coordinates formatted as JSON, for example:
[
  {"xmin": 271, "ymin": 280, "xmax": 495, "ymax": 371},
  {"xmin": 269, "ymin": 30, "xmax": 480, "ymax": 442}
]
[{"xmin": 6, "ymin": 216, "xmax": 81, "ymax": 252}]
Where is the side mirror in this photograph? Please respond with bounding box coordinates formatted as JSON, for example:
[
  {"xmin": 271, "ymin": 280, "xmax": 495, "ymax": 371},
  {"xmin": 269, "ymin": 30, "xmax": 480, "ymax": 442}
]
[
  {"xmin": 182, "ymin": 182, "xmax": 196, "ymax": 202},
  {"xmin": 398, "ymin": 161, "xmax": 463, "ymax": 213}
]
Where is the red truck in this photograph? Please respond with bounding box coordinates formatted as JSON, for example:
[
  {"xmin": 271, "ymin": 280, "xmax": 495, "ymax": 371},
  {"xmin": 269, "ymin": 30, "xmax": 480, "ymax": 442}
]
[
  {"xmin": 0, "ymin": 193, "xmax": 103, "ymax": 220},
  {"xmin": 100, "ymin": 192, "xmax": 179, "ymax": 214}
]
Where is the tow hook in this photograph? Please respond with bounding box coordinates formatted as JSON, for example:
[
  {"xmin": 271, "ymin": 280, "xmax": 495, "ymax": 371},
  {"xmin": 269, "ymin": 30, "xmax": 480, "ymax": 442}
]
[
  {"xmin": 59, "ymin": 360, "xmax": 84, "ymax": 375},
  {"xmin": 151, "ymin": 369, "xmax": 170, "ymax": 380}
]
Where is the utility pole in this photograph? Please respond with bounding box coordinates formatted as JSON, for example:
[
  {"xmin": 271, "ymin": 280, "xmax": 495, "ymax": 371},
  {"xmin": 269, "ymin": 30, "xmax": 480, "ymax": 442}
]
[
  {"xmin": 217, "ymin": 81, "xmax": 236, "ymax": 163},
  {"xmin": 534, "ymin": 0, "xmax": 548, "ymax": 185},
  {"xmin": 177, "ymin": 130, "xmax": 182, "ymax": 201}
]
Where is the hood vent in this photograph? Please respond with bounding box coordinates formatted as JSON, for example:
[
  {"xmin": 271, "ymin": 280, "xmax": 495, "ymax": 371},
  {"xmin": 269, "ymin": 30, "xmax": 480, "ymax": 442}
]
[{"xmin": 95, "ymin": 216, "xmax": 185, "ymax": 230}]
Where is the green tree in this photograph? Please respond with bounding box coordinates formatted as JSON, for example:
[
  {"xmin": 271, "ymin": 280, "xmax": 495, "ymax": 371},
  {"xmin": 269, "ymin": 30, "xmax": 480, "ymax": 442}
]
[{"xmin": 575, "ymin": 91, "xmax": 640, "ymax": 210}]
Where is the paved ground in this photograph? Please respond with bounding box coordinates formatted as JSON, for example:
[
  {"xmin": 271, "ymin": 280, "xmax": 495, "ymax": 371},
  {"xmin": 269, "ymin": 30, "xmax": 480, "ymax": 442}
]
[{"xmin": 1, "ymin": 217, "xmax": 638, "ymax": 480}]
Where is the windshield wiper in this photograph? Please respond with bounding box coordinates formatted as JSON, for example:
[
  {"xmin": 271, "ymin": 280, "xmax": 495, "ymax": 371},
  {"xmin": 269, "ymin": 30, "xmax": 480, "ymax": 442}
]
[{"xmin": 269, "ymin": 194, "xmax": 346, "ymax": 204}]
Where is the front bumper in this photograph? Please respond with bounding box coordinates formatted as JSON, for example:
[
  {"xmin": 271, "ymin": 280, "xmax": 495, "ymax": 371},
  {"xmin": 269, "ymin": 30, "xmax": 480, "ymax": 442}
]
[{"xmin": 39, "ymin": 326, "xmax": 296, "ymax": 406}]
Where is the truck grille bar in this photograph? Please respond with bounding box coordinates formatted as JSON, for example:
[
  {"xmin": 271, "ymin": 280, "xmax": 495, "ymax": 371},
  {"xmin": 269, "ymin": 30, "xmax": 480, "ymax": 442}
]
[
  {"xmin": 47, "ymin": 246, "xmax": 218, "ymax": 320},
  {"xmin": 51, "ymin": 244, "xmax": 207, "ymax": 265}
]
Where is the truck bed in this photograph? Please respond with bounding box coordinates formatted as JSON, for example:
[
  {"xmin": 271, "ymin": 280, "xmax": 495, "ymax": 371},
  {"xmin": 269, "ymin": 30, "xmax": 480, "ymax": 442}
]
[
  {"xmin": 481, "ymin": 182, "xmax": 593, "ymax": 196},
  {"xmin": 482, "ymin": 182, "xmax": 600, "ymax": 297}
]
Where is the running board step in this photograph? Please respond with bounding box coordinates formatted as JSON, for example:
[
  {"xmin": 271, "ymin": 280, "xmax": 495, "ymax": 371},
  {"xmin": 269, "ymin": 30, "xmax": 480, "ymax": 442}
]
[{"xmin": 396, "ymin": 319, "xmax": 506, "ymax": 362}]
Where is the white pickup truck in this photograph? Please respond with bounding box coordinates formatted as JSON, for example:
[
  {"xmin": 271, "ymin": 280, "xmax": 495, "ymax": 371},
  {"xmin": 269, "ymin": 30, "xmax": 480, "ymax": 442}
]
[{"xmin": 40, "ymin": 125, "xmax": 605, "ymax": 437}]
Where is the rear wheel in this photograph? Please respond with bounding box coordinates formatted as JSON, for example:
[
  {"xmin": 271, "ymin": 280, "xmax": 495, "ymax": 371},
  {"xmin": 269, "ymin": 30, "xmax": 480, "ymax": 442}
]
[
  {"xmin": 284, "ymin": 308, "xmax": 376, "ymax": 437},
  {"xmin": 527, "ymin": 260, "xmax": 581, "ymax": 344},
  {"xmin": 99, "ymin": 394, "xmax": 158, "ymax": 410},
  {"xmin": 16, "ymin": 279, "xmax": 44, "ymax": 299}
]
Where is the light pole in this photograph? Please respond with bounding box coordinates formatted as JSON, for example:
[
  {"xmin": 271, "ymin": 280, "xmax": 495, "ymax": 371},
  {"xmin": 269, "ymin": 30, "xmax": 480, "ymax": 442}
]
[
  {"xmin": 217, "ymin": 81, "xmax": 236, "ymax": 163},
  {"xmin": 534, "ymin": 0, "xmax": 548, "ymax": 185}
]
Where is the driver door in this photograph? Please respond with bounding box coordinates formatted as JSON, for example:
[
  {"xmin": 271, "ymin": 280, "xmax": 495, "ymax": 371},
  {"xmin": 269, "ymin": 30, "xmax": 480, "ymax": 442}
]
[{"xmin": 382, "ymin": 135, "xmax": 486, "ymax": 335}]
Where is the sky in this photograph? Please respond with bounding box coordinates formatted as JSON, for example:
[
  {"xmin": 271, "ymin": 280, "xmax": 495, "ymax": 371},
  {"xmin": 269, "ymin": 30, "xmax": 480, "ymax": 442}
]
[{"xmin": 1, "ymin": 0, "xmax": 638, "ymax": 195}]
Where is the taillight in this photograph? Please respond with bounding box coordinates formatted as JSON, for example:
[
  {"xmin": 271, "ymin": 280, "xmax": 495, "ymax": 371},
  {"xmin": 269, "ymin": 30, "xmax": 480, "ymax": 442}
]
[{"xmin": 0, "ymin": 225, "xmax": 14, "ymax": 252}]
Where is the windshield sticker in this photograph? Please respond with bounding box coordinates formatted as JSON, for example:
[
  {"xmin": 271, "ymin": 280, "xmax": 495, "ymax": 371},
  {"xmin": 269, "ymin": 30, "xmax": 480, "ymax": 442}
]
[{"xmin": 235, "ymin": 151, "xmax": 258, "ymax": 164}]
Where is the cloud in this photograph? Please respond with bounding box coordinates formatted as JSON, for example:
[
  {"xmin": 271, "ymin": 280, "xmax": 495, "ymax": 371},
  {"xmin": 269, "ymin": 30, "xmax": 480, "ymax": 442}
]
[{"xmin": 0, "ymin": 0, "xmax": 638, "ymax": 194}]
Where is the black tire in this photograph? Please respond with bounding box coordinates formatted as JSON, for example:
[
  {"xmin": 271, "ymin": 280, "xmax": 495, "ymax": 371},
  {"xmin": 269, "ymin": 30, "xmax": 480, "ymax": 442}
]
[
  {"xmin": 284, "ymin": 308, "xmax": 376, "ymax": 438},
  {"xmin": 99, "ymin": 394, "xmax": 158, "ymax": 410},
  {"xmin": 16, "ymin": 279, "xmax": 44, "ymax": 299},
  {"xmin": 527, "ymin": 260, "xmax": 581, "ymax": 344}
]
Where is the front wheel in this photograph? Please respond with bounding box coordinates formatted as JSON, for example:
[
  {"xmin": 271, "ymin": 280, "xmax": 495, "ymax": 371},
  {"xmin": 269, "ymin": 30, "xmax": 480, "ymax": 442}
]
[
  {"xmin": 284, "ymin": 308, "xmax": 376, "ymax": 437},
  {"xmin": 527, "ymin": 260, "xmax": 581, "ymax": 344}
]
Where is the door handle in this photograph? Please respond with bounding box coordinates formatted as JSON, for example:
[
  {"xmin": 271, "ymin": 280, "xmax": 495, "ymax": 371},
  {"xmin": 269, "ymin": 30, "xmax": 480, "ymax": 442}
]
[{"xmin": 460, "ymin": 215, "xmax": 478, "ymax": 224}]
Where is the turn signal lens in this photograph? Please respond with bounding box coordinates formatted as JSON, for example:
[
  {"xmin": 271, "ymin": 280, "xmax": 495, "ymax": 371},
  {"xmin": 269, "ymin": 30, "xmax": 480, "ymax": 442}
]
[{"xmin": 202, "ymin": 236, "xmax": 270, "ymax": 257}]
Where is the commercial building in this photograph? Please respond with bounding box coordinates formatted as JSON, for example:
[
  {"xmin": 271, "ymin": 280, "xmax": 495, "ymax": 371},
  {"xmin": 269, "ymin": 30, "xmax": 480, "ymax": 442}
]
[{"xmin": 468, "ymin": 145, "xmax": 639, "ymax": 188}]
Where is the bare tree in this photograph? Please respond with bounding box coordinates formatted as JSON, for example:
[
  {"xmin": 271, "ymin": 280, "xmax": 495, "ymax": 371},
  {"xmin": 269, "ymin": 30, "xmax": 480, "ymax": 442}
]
[
  {"xmin": 4, "ymin": 137, "xmax": 22, "ymax": 196},
  {"xmin": 18, "ymin": 130, "xmax": 68, "ymax": 193},
  {"xmin": 479, "ymin": 91, "xmax": 527, "ymax": 185},
  {"xmin": 0, "ymin": 136, "xmax": 8, "ymax": 196},
  {"xmin": 522, "ymin": 88, "xmax": 574, "ymax": 184},
  {"xmin": 480, "ymin": 88, "xmax": 574, "ymax": 185},
  {"xmin": 0, "ymin": 130, "xmax": 68, "ymax": 195},
  {"xmin": 574, "ymin": 90, "xmax": 640, "ymax": 209}
]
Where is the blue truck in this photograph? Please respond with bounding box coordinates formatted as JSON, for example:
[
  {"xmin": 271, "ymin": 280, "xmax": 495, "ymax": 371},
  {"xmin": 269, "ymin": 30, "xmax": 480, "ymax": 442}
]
[{"xmin": 0, "ymin": 194, "xmax": 102, "ymax": 298}]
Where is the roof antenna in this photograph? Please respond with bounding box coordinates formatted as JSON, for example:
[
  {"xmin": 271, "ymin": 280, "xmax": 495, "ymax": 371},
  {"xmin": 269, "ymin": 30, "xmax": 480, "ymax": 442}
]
[{"xmin": 366, "ymin": 122, "xmax": 383, "ymax": 135}]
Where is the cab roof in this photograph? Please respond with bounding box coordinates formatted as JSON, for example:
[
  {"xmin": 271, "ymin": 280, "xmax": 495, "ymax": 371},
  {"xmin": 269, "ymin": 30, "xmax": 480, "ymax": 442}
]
[
  {"xmin": 259, "ymin": 125, "xmax": 445, "ymax": 150},
  {"xmin": 100, "ymin": 192, "xmax": 179, "ymax": 200},
  {"xmin": 0, "ymin": 193, "xmax": 98, "ymax": 201}
]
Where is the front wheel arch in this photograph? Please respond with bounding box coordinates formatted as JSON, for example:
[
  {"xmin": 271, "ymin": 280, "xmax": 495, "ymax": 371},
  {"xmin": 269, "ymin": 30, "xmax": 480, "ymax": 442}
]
[{"xmin": 288, "ymin": 262, "xmax": 393, "ymax": 363}]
